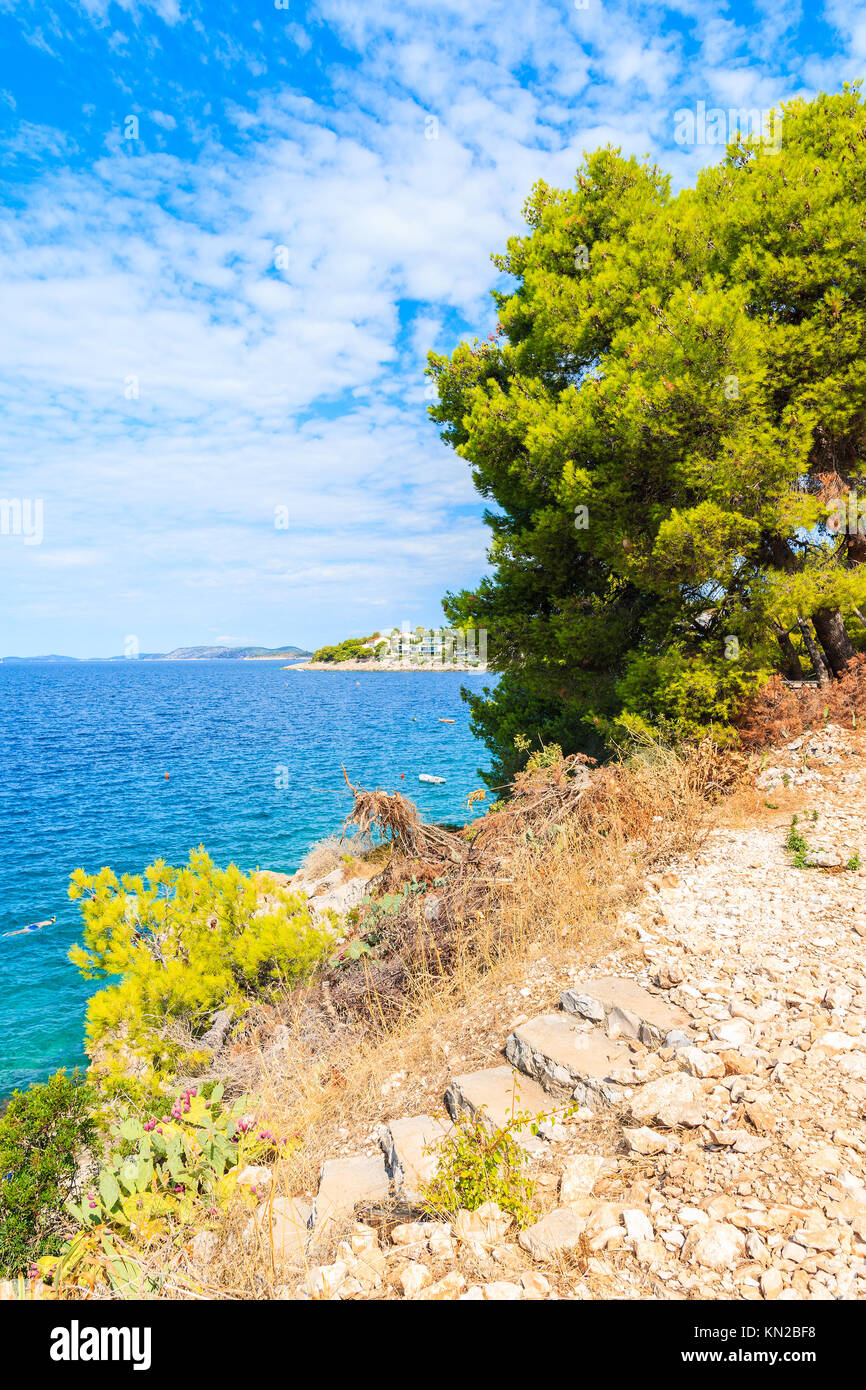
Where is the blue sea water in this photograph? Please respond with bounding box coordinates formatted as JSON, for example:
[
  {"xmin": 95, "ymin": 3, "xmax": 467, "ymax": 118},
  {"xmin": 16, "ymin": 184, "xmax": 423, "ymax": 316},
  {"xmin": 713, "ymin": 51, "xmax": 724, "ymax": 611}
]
[{"xmin": 0, "ymin": 661, "xmax": 496, "ymax": 1100}]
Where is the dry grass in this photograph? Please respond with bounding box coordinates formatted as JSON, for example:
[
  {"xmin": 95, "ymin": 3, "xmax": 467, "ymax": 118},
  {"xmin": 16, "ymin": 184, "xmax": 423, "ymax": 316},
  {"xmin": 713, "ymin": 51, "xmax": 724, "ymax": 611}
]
[
  {"xmin": 298, "ymin": 836, "xmax": 351, "ymax": 879},
  {"xmin": 295, "ymin": 834, "xmax": 387, "ymax": 890}
]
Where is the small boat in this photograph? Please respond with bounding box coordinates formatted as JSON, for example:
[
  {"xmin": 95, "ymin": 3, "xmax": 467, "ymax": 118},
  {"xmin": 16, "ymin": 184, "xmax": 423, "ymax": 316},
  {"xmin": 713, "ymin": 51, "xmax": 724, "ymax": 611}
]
[
  {"xmin": 419, "ymin": 774, "xmax": 446, "ymax": 785},
  {"xmin": 438, "ymin": 718, "xmax": 455, "ymax": 724},
  {"xmin": 1, "ymin": 915, "xmax": 56, "ymax": 940}
]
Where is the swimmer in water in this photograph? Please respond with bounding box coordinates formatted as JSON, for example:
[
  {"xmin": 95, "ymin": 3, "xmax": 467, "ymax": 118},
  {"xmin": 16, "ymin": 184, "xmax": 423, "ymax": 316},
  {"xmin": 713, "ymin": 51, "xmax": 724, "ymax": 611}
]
[{"xmin": 1, "ymin": 915, "xmax": 56, "ymax": 939}]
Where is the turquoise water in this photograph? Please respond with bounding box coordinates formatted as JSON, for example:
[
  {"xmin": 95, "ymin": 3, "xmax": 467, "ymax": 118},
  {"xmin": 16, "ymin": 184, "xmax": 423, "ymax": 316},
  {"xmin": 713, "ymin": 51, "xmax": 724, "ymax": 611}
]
[{"xmin": 0, "ymin": 661, "xmax": 495, "ymax": 1099}]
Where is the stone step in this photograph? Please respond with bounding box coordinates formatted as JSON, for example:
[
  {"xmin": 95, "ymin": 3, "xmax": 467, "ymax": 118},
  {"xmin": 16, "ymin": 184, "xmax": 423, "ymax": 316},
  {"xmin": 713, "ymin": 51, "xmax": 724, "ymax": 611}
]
[
  {"xmin": 560, "ymin": 975, "xmax": 690, "ymax": 1046},
  {"xmin": 445, "ymin": 1065, "xmax": 569, "ymax": 1150},
  {"xmin": 505, "ymin": 1015, "xmax": 634, "ymax": 1106},
  {"xmin": 377, "ymin": 1114, "xmax": 453, "ymax": 1200},
  {"xmin": 256, "ymin": 1195, "xmax": 313, "ymax": 1264},
  {"xmin": 312, "ymin": 1154, "xmax": 391, "ymax": 1235}
]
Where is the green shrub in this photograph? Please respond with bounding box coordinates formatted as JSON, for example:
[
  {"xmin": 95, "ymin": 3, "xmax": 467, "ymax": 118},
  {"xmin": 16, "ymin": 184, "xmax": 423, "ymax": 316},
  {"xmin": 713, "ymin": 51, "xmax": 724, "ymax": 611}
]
[
  {"xmin": 421, "ymin": 1109, "xmax": 539, "ymax": 1227},
  {"xmin": 610, "ymin": 648, "xmax": 769, "ymax": 747},
  {"xmin": 69, "ymin": 848, "xmax": 334, "ymax": 1085},
  {"xmin": 0, "ymin": 1069, "xmax": 99, "ymax": 1277},
  {"xmin": 787, "ymin": 814, "xmax": 811, "ymax": 869}
]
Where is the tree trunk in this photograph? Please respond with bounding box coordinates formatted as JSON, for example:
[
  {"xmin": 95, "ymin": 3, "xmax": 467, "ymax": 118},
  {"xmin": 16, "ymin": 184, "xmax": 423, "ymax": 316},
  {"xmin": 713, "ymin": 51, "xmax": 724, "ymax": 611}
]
[
  {"xmin": 771, "ymin": 621, "xmax": 804, "ymax": 680},
  {"xmin": 765, "ymin": 534, "xmax": 798, "ymax": 572},
  {"xmin": 797, "ymin": 616, "xmax": 831, "ymax": 686},
  {"xmin": 812, "ymin": 606, "xmax": 854, "ymax": 676}
]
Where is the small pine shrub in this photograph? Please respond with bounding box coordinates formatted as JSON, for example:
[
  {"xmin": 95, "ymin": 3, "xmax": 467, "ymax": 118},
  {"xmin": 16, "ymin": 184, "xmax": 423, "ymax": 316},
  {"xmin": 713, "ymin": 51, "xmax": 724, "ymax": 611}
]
[{"xmin": 68, "ymin": 848, "xmax": 334, "ymax": 1085}]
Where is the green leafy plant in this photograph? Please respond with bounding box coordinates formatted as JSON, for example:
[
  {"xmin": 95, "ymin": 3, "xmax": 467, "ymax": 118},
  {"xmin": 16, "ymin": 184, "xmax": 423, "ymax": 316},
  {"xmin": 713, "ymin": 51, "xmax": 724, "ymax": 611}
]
[
  {"xmin": 40, "ymin": 1085, "xmax": 288, "ymax": 1297},
  {"xmin": 0, "ymin": 1069, "xmax": 99, "ymax": 1278},
  {"xmin": 328, "ymin": 880, "xmax": 431, "ymax": 968},
  {"xmin": 786, "ymin": 813, "xmax": 846, "ymax": 870},
  {"xmin": 420, "ymin": 1108, "xmax": 545, "ymax": 1227},
  {"xmin": 64, "ymin": 1083, "xmax": 279, "ymax": 1239},
  {"xmin": 45, "ymin": 1227, "xmax": 159, "ymax": 1299},
  {"xmin": 786, "ymin": 815, "xmax": 811, "ymax": 869}
]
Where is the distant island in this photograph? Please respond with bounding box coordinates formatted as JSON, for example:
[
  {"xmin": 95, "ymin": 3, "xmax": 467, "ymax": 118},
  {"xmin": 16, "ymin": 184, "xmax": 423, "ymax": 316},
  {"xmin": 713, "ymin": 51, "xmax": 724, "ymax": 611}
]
[
  {"xmin": 1, "ymin": 645, "xmax": 312, "ymax": 663},
  {"xmin": 294, "ymin": 626, "xmax": 487, "ymax": 672}
]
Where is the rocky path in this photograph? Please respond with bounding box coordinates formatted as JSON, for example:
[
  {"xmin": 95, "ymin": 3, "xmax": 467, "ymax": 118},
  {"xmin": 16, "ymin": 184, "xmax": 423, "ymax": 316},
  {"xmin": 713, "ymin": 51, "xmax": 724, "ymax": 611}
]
[{"xmin": 255, "ymin": 723, "xmax": 866, "ymax": 1300}]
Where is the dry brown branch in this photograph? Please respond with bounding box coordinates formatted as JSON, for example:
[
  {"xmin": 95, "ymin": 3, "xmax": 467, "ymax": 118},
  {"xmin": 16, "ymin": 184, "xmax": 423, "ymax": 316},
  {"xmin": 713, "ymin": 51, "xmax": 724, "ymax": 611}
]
[
  {"xmin": 340, "ymin": 767, "xmax": 466, "ymax": 876},
  {"xmin": 735, "ymin": 653, "xmax": 866, "ymax": 748}
]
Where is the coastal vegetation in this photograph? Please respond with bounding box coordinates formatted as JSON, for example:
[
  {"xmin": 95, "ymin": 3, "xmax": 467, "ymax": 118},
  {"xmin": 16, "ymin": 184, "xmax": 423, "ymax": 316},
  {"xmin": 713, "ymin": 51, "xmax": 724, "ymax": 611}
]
[
  {"xmin": 0, "ymin": 853, "xmax": 333, "ymax": 1285},
  {"xmin": 2, "ymin": 712, "xmax": 864, "ymax": 1296},
  {"xmin": 429, "ymin": 87, "xmax": 866, "ymax": 784},
  {"xmin": 0, "ymin": 1069, "xmax": 97, "ymax": 1277},
  {"xmin": 311, "ymin": 635, "xmax": 381, "ymax": 663},
  {"xmin": 68, "ymin": 850, "xmax": 333, "ymax": 1093},
  {"xmin": 1, "ymin": 733, "xmax": 722, "ymax": 1292}
]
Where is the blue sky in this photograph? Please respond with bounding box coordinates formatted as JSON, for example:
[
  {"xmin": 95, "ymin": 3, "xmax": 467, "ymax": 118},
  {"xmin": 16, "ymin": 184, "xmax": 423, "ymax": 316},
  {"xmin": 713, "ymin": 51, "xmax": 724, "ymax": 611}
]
[{"xmin": 0, "ymin": 0, "xmax": 863, "ymax": 657}]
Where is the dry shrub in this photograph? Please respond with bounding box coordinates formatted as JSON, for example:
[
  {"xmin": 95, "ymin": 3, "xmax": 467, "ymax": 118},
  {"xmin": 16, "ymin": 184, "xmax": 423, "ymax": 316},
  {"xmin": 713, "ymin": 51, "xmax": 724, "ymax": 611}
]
[
  {"xmin": 299, "ymin": 836, "xmax": 348, "ymax": 879},
  {"xmin": 324, "ymin": 738, "xmax": 733, "ymax": 1023},
  {"xmin": 466, "ymin": 751, "xmax": 596, "ymax": 858},
  {"xmin": 735, "ymin": 653, "xmax": 866, "ymax": 748},
  {"xmin": 341, "ymin": 773, "xmax": 466, "ymax": 871}
]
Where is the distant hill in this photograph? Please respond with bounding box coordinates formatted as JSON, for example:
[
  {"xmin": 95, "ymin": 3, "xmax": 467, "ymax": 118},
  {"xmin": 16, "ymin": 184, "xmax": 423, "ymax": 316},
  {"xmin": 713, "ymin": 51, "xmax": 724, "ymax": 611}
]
[
  {"xmin": 135, "ymin": 646, "xmax": 313, "ymax": 661},
  {"xmin": 1, "ymin": 645, "xmax": 312, "ymax": 663},
  {"xmin": 0, "ymin": 654, "xmax": 80, "ymax": 663}
]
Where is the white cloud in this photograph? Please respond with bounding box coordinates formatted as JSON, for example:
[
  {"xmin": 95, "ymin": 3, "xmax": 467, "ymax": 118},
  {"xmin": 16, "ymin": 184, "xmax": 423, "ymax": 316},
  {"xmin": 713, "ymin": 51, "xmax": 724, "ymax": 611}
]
[
  {"xmin": 0, "ymin": 122, "xmax": 78, "ymax": 164},
  {"xmin": 74, "ymin": 0, "xmax": 185, "ymax": 23}
]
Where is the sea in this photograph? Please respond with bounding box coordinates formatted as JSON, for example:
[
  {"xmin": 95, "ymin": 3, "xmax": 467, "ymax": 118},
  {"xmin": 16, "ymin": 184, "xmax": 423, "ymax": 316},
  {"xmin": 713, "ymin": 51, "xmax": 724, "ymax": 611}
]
[{"xmin": 0, "ymin": 660, "xmax": 496, "ymax": 1100}]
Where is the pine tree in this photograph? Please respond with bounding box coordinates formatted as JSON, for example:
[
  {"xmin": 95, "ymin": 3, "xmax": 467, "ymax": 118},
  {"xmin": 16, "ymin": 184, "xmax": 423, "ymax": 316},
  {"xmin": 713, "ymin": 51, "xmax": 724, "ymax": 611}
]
[{"xmin": 429, "ymin": 88, "xmax": 866, "ymax": 784}]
